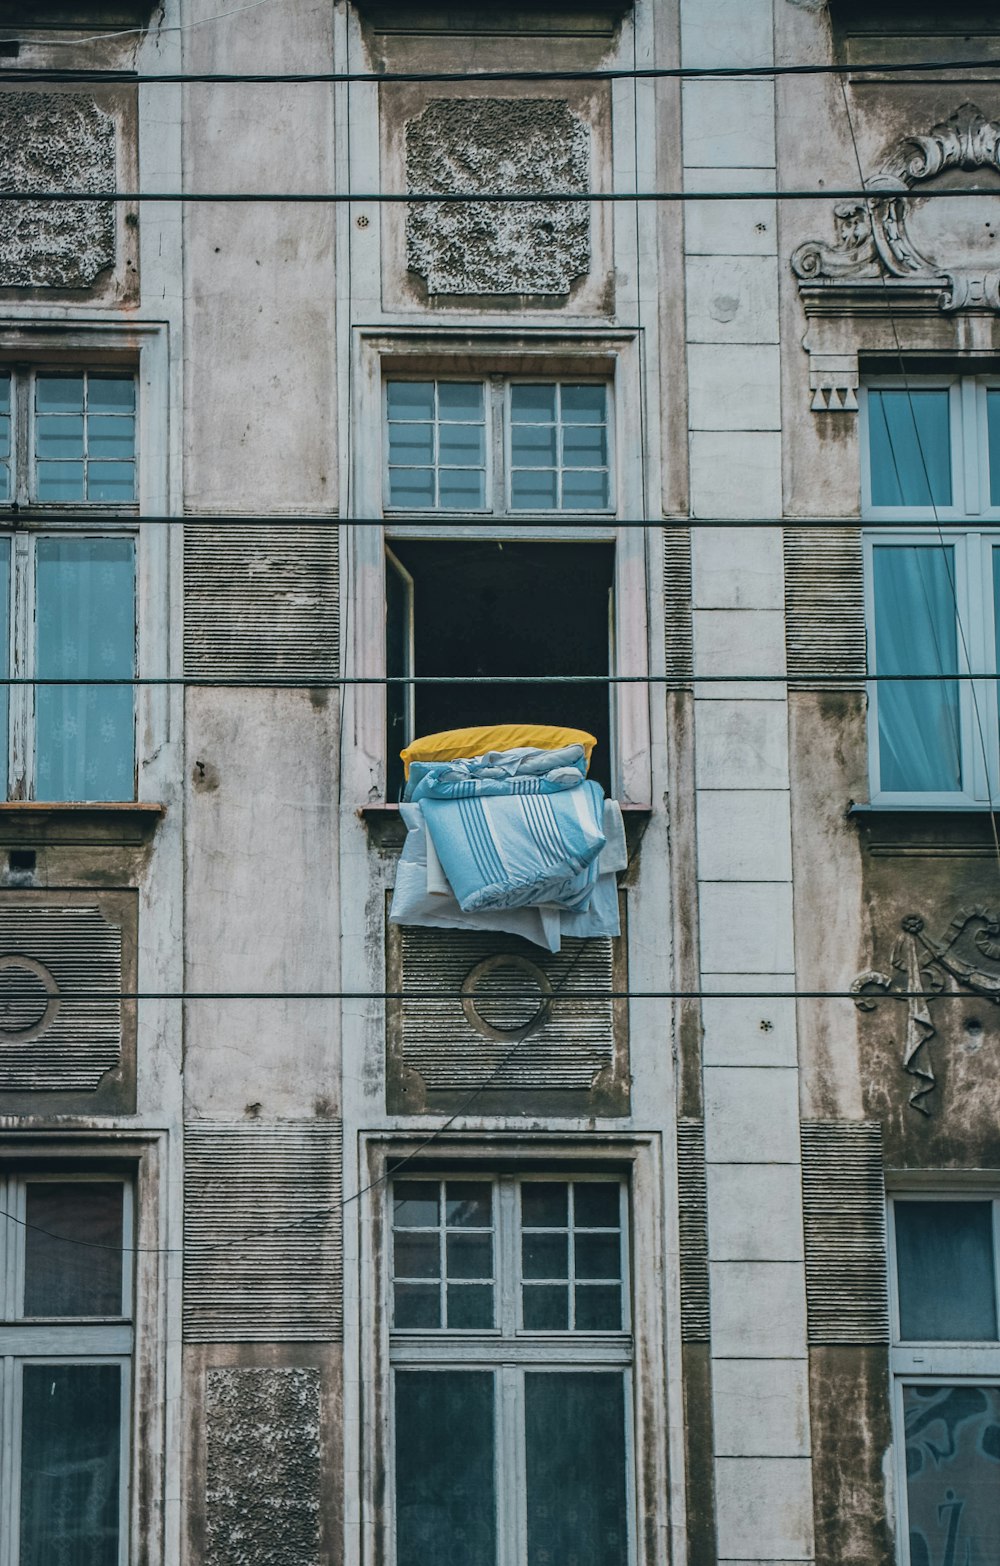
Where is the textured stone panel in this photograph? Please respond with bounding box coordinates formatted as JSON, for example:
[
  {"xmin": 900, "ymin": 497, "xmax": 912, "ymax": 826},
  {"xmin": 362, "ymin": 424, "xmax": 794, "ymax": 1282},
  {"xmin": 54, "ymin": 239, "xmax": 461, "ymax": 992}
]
[
  {"xmin": 184, "ymin": 1121, "xmax": 343, "ymax": 1342},
  {"xmin": 783, "ymin": 526, "xmax": 865, "ymax": 684},
  {"xmin": 677, "ymin": 1118, "xmax": 710, "ymax": 1342},
  {"xmin": 405, "ymin": 98, "xmax": 590, "ymax": 296},
  {"xmin": 0, "ymin": 902, "xmax": 121, "ymax": 1091},
  {"xmin": 183, "ymin": 524, "xmax": 339, "ymax": 681},
  {"xmin": 801, "ymin": 1120, "xmax": 889, "ymax": 1345},
  {"xmin": 0, "ymin": 95, "xmax": 115, "ymax": 289},
  {"xmin": 206, "ymin": 1368, "xmax": 320, "ymax": 1566}
]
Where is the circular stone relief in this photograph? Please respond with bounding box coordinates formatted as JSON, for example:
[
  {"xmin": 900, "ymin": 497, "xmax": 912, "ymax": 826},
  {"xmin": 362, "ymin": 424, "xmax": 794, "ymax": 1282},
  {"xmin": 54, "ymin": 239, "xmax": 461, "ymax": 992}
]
[
  {"xmin": 0, "ymin": 955, "xmax": 58, "ymax": 1043},
  {"xmin": 461, "ymin": 955, "xmax": 553, "ymax": 1042}
]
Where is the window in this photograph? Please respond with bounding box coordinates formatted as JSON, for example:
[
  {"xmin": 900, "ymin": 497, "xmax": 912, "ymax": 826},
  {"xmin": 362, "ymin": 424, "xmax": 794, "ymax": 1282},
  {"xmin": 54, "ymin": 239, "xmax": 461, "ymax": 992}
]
[
  {"xmin": 0, "ymin": 1173, "xmax": 132, "ymax": 1566},
  {"xmin": 389, "ymin": 1173, "xmax": 632, "ymax": 1566},
  {"xmin": 890, "ymin": 1195, "xmax": 1000, "ymax": 1564},
  {"xmin": 385, "ymin": 379, "xmax": 612, "ymax": 515},
  {"xmin": 0, "ymin": 367, "xmax": 138, "ymax": 802},
  {"xmin": 863, "ymin": 375, "xmax": 1000, "ymax": 804},
  {"xmin": 383, "ymin": 376, "xmax": 618, "ymax": 800}
]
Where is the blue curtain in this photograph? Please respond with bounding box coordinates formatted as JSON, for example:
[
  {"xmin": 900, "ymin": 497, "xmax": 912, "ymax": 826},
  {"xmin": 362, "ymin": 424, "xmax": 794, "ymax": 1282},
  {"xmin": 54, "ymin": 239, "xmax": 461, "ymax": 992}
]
[
  {"xmin": 873, "ymin": 546, "xmax": 961, "ymax": 793},
  {"xmin": 34, "ymin": 538, "xmax": 135, "ymax": 802}
]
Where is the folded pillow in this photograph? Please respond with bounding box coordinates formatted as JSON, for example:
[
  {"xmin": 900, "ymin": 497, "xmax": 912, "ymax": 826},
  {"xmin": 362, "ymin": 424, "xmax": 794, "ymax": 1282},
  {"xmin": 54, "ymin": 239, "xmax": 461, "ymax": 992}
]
[{"xmin": 400, "ymin": 723, "xmax": 596, "ymax": 778}]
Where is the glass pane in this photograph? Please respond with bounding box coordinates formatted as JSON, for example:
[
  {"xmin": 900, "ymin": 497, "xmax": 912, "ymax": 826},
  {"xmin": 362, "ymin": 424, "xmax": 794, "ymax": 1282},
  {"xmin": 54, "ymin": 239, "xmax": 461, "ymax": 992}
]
[
  {"xmin": 388, "ymin": 424, "xmax": 434, "ymax": 465},
  {"xmin": 896, "ymin": 1201, "xmax": 997, "ymax": 1340},
  {"xmin": 575, "ymin": 1284, "xmax": 622, "ymax": 1331},
  {"xmin": 522, "ymin": 1183, "xmax": 568, "ymax": 1227},
  {"xmin": 575, "ymin": 1233, "xmax": 620, "ymax": 1280},
  {"xmin": 437, "ymin": 383, "xmax": 483, "ymax": 420},
  {"xmin": 88, "ymin": 416, "xmax": 135, "ymax": 459},
  {"xmin": 511, "ymin": 384, "xmax": 557, "ymax": 422},
  {"xmin": 989, "ymin": 391, "xmax": 1000, "ymax": 507},
  {"xmin": 438, "ymin": 424, "xmax": 485, "ymax": 465},
  {"xmin": 394, "ymin": 1181, "xmax": 438, "ymax": 1228},
  {"xmin": 389, "ymin": 469, "xmax": 435, "ymax": 508},
  {"xmin": 904, "ymin": 1383, "xmax": 1000, "ymax": 1566},
  {"xmin": 525, "ymin": 1372, "xmax": 629, "ymax": 1566},
  {"xmin": 88, "ymin": 379, "xmax": 134, "ymax": 412},
  {"xmin": 563, "ymin": 469, "xmax": 610, "ymax": 508},
  {"xmin": 87, "ymin": 464, "xmax": 135, "ymax": 504},
  {"xmin": 447, "ymin": 1283, "xmax": 493, "ymax": 1329},
  {"xmin": 35, "ymin": 537, "xmax": 136, "ymax": 803},
  {"xmin": 873, "ymin": 546, "xmax": 961, "ymax": 794},
  {"xmin": 36, "ymin": 377, "xmax": 84, "ymax": 413},
  {"xmin": 523, "ymin": 1284, "xmax": 568, "ymax": 1330},
  {"xmin": 24, "ymin": 1183, "xmax": 124, "ymax": 1317},
  {"xmin": 445, "ymin": 1182, "xmax": 491, "ymax": 1228},
  {"xmin": 868, "ymin": 389, "xmax": 952, "ymax": 507},
  {"xmin": 561, "ymin": 385, "xmax": 607, "ymax": 422},
  {"xmin": 36, "ymin": 461, "xmax": 85, "ymax": 502},
  {"xmin": 438, "ymin": 469, "xmax": 485, "ymax": 509},
  {"xmin": 511, "ymin": 423, "xmax": 558, "ymax": 465},
  {"xmin": 394, "ymin": 1283, "xmax": 440, "ymax": 1329},
  {"xmin": 394, "ymin": 1232, "xmax": 440, "ymax": 1280},
  {"xmin": 35, "ymin": 417, "xmax": 85, "ymax": 459},
  {"xmin": 387, "ymin": 382, "xmax": 434, "ymax": 419},
  {"xmin": 563, "ymin": 424, "xmax": 608, "ymax": 466},
  {"xmin": 511, "ymin": 471, "xmax": 558, "ymax": 510},
  {"xmin": 575, "ymin": 1183, "xmax": 620, "ymax": 1228},
  {"xmin": 522, "ymin": 1233, "xmax": 568, "ymax": 1279},
  {"xmin": 395, "ymin": 1371, "xmax": 495, "ymax": 1566},
  {"xmin": 446, "ymin": 1233, "xmax": 492, "ymax": 1279},
  {"xmin": 20, "ymin": 1362, "xmax": 121, "ymax": 1566}
]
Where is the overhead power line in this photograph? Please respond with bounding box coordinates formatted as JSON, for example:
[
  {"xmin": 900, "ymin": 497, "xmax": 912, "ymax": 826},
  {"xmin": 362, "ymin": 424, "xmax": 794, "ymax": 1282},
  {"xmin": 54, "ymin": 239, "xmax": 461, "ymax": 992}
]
[
  {"xmin": 0, "ymin": 185, "xmax": 998, "ymax": 203},
  {"xmin": 3, "ymin": 58, "xmax": 1000, "ymax": 85}
]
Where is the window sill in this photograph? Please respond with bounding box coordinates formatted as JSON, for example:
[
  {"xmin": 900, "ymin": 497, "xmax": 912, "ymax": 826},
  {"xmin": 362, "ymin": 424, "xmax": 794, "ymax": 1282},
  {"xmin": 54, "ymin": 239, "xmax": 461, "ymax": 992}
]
[
  {"xmin": 849, "ymin": 804, "xmax": 1000, "ymax": 854},
  {"xmin": 360, "ymin": 801, "xmax": 651, "ymax": 854},
  {"xmin": 0, "ymin": 801, "xmax": 165, "ymax": 845}
]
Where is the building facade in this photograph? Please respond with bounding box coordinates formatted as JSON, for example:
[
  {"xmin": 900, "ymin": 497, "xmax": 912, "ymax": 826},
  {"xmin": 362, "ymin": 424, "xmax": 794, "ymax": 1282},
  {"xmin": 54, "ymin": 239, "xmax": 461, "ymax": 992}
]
[{"xmin": 0, "ymin": 0, "xmax": 999, "ymax": 1563}]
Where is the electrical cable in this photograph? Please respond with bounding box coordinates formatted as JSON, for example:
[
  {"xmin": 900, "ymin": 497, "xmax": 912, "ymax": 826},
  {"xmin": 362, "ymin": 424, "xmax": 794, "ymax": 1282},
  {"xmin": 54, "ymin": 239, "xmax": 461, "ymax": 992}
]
[{"xmin": 0, "ymin": 185, "xmax": 999, "ymax": 202}]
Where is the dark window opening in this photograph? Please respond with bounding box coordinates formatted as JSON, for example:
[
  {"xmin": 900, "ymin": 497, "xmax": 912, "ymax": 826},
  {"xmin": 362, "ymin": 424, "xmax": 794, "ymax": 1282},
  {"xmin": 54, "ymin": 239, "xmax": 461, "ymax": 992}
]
[{"xmin": 386, "ymin": 541, "xmax": 615, "ymax": 800}]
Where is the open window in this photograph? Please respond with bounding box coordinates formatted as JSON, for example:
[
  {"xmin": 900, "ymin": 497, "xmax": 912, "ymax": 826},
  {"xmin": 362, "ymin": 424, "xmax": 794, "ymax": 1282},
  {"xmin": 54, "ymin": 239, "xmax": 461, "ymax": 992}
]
[{"xmin": 385, "ymin": 540, "xmax": 615, "ymax": 799}]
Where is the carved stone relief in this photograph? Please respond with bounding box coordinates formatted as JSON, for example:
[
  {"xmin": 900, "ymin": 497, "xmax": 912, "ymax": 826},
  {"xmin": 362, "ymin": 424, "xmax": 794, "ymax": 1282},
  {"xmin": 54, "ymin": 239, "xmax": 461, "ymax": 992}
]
[
  {"xmin": 792, "ymin": 104, "xmax": 1000, "ymax": 409},
  {"xmin": 0, "ymin": 95, "xmax": 117, "ymax": 290},
  {"xmin": 405, "ymin": 98, "xmax": 591, "ymax": 297},
  {"xmin": 205, "ymin": 1368, "xmax": 321, "ymax": 1566},
  {"xmin": 853, "ymin": 906, "xmax": 1000, "ymax": 1115}
]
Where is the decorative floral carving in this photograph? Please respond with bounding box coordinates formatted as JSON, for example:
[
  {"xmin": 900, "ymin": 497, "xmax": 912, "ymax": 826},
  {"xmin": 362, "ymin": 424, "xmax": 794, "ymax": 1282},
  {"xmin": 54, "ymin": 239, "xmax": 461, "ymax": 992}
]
[
  {"xmin": 852, "ymin": 906, "xmax": 1000, "ymax": 1114},
  {"xmin": 0, "ymin": 94, "xmax": 116, "ymax": 290},
  {"xmin": 792, "ymin": 103, "xmax": 1000, "ymax": 313},
  {"xmin": 405, "ymin": 98, "xmax": 591, "ymax": 297}
]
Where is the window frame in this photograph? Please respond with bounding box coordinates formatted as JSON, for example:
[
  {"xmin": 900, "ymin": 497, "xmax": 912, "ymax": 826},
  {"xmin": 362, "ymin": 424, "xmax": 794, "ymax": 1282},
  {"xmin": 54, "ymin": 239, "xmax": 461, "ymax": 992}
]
[
  {"xmin": 862, "ymin": 373, "xmax": 1000, "ymax": 807},
  {"xmin": 0, "ymin": 1170, "xmax": 135, "ymax": 1566},
  {"xmin": 359, "ymin": 1135, "xmax": 673, "ymax": 1566},
  {"xmin": 0, "ymin": 328, "xmax": 169, "ymax": 809},
  {"xmin": 350, "ymin": 333, "xmax": 652, "ymax": 809},
  {"xmin": 386, "ymin": 1172, "xmax": 635, "ymax": 1566},
  {"xmin": 888, "ymin": 1191, "xmax": 1000, "ymax": 1566},
  {"xmin": 382, "ymin": 374, "xmax": 616, "ymax": 521}
]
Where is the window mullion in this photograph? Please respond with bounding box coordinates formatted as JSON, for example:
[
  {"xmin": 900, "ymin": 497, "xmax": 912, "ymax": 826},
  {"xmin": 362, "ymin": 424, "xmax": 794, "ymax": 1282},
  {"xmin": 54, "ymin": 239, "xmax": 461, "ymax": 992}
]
[
  {"xmin": 491, "ymin": 379, "xmax": 505, "ymax": 517},
  {"xmin": 13, "ymin": 371, "xmax": 29, "ymax": 510},
  {"xmin": 962, "ymin": 377, "xmax": 982, "ymax": 516},
  {"xmin": 498, "ymin": 1364, "xmax": 523, "ymax": 1566},
  {"xmin": 10, "ymin": 536, "xmax": 33, "ymax": 801}
]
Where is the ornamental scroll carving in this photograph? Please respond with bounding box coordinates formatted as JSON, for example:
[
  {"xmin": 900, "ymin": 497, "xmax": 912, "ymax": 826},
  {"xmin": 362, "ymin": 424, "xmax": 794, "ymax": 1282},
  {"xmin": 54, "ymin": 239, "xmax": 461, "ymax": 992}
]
[
  {"xmin": 405, "ymin": 99, "xmax": 591, "ymax": 297},
  {"xmin": 792, "ymin": 103, "xmax": 1000, "ymax": 315},
  {"xmin": 0, "ymin": 95, "xmax": 116, "ymax": 289},
  {"xmin": 852, "ymin": 906, "xmax": 1000, "ymax": 1115}
]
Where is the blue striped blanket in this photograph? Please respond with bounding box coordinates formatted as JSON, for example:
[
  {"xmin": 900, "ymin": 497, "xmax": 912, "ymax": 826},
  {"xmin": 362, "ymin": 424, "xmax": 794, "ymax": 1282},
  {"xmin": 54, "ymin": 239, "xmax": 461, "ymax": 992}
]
[{"xmin": 389, "ymin": 747, "xmax": 622, "ymax": 947}]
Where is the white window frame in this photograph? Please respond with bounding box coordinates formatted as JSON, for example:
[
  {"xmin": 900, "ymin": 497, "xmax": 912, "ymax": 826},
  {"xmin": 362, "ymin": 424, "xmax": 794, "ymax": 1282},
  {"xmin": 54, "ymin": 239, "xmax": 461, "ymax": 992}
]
[
  {"xmin": 888, "ymin": 1191, "xmax": 1000, "ymax": 1566},
  {"xmin": 0, "ymin": 325, "xmax": 171, "ymax": 808},
  {"xmin": 386, "ymin": 1172, "xmax": 634, "ymax": 1566},
  {"xmin": 357, "ymin": 1135, "xmax": 672, "ymax": 1566},
  {"xmin": 862, "ymin": 374, "xmax": 1000, "ymax": 807},
  {"xmin": 349, "ymin": 333, "xmax": 651, "ymax": 809},
  {"xmin": 383, "ymin": 375, "xmax": 616, "ymax": 520},
  {"xmin": 0, "ymin": 1172, "xmax": 134, "ymax": 1566}
]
